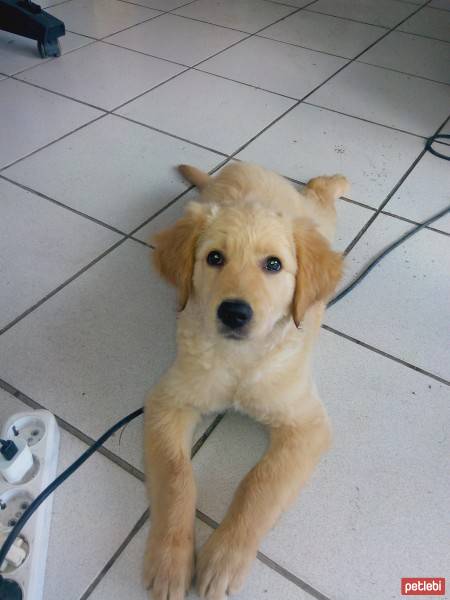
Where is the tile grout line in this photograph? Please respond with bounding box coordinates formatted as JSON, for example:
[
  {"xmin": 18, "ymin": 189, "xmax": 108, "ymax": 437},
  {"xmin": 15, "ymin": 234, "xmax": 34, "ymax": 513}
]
[
  {"xmin": 7, "ymin": 19, "xmax": 448, "ymax": 95},
  {"xmin": 302, "ymin": 101, "xmax": 430, "ymax": 139},
  {"xmin": 280, "ymin": 172, "xmax": 450, "ymax": 236},
  {"xmin": 0, "ymin": 160, "xmax": 229, "ymax": 337},
  {"xmin": 112, "ymin": 114, "xmax": 228, "ymax": 156},
  {"xmin": 304, "ymin": 6, "xmax": 414, "ymax": 28},
  {"xmin": 15, "ymin": 54, "xmax": 441, "ymax": 147},
  {"xmin": 343, "ymin": 113, "xmax": 449, "ymax": 255},
  {"xmin": 257, "ymin": 552, "xmax": 331, "ymax": 600},
  {"xmin": 0, "ymin": 237, "xmax": 127, "ymax": 336},
  {"xmin": 197, "ymin": 55, "xmax": 348, "ymax": 89},
  {"xmin": 322, "ymin": 326, "xmax": 450, "ymax": 385},
  {"xmin": 190, "ymin": 413, "xmax": 226, "ymax": 457},
  {"xmin": 354, "ymin": 60, "xmax": 450, "ymax": 87},
  {"xmin": 157, "ymin": 10, "xmax": 255, "ymax": 35},
  {"xmin": 0, "ymin": 378, "xmax": 225, "ymax": 476},
  {"xmin": 262, "ymin": 0, "xmax": 321, "ymax": 7},
  {"xmin": 78, "ymin": 509, "xmax": 150, "ymax": 600},
  {"xmin": 2, "ymin": 116, "xmax": 444, "ymax": 254},
  {"xmin": 256, "ymin": 15, "xmax": 450, "ymax": 59},
  {"xmin": 0, "ymin": 174, "xmax": 130, "ymax": 238},
  {"xmin": 194, "ymin": 511, "xmax": 332, "ymax": 600},
  {"xmin": 182, "ymin": 0, "xmax": 322, "ymax": 71},
  {"xmin": 1, "ymin": 0, "xmax": 439, "ymax": 179},
  {"xmin": 268, "ymin": 3, "xmax": 450, "ymax": 43},
  {"xmin": 41, "ymin": 0, "xmax": 195, "ymax": 11},
  {"xmin": 9, "ymin": 36, "xmax": 99, "ymax": 78},
  {"xmin": 114, "ymin": 0, "xmax": 195, "ymax": 10},
  {"xmin": 3, "ymin": 0, "xmax": 201, "ymax": 82},
  {"xmin": 61, "ymin": 8, "xmax": 166, "ymax": 47},
  {"xmin": 194, "ymin": 56, "xmax": 447, "ymax": 107},
  {"xmin": 0, "ymin": 113, "xmax": 108, "ymax": 174},
  {"xmin": 126, "ymin": 0, "xmax": 431, "ymax": 252},
  {"xmin": 254, "ymin": 32, "xmax": 376, "ymax": 60},
  {"xmin": 193, "ymin": 0, "xmax": 436, "ymax": 177},
  {"xmin": 342, "ymin": 147, "xmax": 423, "ymax": 255},
  {"xmin": 4, "ymin": 0, "xmax": 270, "ymax": 177},
  {"xmin": 395, "ymin": 30, "xmax": 450, "ymax": 44},
  {"xmin": 0, "ymin": 376, "xmax": 146, "ymax": 479},
  {"xmin": 10, "ymin": 60, "xmax": 189, "ymax": 114},
  {"xmin": 126, "ymin": 158, "xmax": 231, "ymax": 238},
  {"xmin": 399, "ymin": 27, "xmax": 450, "ymax": 45},
  {"xmin": 109, "ymin": 5, "xmax": 450, "ymax": 48},
  {"xmin": 76, "ymin": 417, "xmax": 228, "ymax": 599},
  {"xmin": 184, "ymin": 66, "xmax": 301, "ymax": 101},
  {"xmin": 99, "ymin": 39, "xmax": 191, "ymax": 67},
  {"xmin": 90, "ymin": 0, "xmax": 204, "ymax": 42},
  {"xmin": 2, "ymin": 0, "xmax": 446, "ymax": 81},
  {"xmin": 379, "ymin": 210, "xmax": 450, "ymax": 236},
  {"xmin": 13, "ymin": 6, "xmax": 446, "ymax": 86},
  {"xmin": 426, "ymin": 4, "xmax": 450, "ymax": 11},
  {"xmin": 1, "ymin": 174, "xmax": 155, "ymax": 249}
]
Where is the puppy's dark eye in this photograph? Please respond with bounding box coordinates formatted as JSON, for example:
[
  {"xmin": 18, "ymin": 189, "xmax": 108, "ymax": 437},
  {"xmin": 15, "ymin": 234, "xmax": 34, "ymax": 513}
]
[
  {"xmin": 207, "ymin": 250, "xmax": 225, "ymax": 267},
  {"xmin": 264, "ymin": 256, "xmax": 282, "ymax": 272}
]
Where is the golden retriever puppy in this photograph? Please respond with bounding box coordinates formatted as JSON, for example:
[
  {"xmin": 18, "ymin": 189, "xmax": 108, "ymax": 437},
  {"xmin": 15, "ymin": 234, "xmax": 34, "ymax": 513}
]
[{"xmin": 144, "ymin": 162, "xmax": 349, "ymax": 600}]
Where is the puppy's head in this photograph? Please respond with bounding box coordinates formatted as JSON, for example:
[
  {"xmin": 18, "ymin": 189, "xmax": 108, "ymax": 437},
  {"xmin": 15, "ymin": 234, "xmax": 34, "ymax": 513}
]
[{"xmin": 152, "ymin": 202, "xmax": 342, "ymax": 340}]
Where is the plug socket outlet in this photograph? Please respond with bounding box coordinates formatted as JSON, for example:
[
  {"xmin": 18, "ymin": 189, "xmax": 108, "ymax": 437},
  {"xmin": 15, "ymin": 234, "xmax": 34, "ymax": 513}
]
[
  {"xmin": 0, "ymin": 440, "xmax": 34, "ymax": 485},
  {"xmin": 0, "ymin": 411, "xmax": 59, "ymax": 600}
]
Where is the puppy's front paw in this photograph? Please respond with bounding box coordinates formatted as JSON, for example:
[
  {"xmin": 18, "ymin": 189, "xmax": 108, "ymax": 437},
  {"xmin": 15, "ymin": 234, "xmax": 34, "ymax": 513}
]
[
  {"xmin": 144, "ymin": 530, "xmax": 194, "ymax": 600},
  {"xmin": 196, "ymin": 529, "xmax": 257, "ymax": 600}
]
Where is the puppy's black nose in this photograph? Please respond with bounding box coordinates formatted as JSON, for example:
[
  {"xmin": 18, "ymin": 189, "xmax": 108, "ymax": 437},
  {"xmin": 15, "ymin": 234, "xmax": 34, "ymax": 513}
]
[{"xmin": 217, "ymin": 300, "xmax": 253, "ymax": 330}]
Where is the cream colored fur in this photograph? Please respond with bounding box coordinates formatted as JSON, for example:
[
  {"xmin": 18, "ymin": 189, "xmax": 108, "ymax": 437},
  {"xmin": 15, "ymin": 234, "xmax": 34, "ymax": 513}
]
[{"xmin": 144, "ymin": 162, "xmax": 349, "ymax": 600}]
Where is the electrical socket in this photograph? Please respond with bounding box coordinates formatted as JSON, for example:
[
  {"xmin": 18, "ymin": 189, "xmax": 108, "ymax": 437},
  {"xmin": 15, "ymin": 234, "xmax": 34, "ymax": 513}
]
[
  {"xmin": 0, "ymin": 411, "xmax": 60, "ymax": 600},
  {"xmin": 0, "ymin": 490, "xmax": 34, "ymax": 531}
]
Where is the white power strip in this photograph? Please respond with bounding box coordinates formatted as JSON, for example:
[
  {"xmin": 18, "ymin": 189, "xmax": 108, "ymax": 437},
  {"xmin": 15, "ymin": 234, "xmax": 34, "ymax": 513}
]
[{"xmin": 0, "ymin": 411, "xmax": 60, "ymax": 600}]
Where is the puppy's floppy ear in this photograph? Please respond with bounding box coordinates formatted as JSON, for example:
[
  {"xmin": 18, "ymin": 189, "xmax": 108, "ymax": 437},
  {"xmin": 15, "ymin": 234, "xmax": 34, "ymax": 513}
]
[
  {"xmin": 152, "ymin": 202, "xmax": 206, "ymax": 310},
  {"xmin": 292, "ymin": 219, "xmax": 343, "ymax": 327}
]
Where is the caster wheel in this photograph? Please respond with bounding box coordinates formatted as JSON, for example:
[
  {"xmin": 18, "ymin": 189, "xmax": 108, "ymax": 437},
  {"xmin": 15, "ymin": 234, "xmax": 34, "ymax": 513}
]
[{"xmin": 37, "ymin": 39, "xmax": 61, "ymax": 58}]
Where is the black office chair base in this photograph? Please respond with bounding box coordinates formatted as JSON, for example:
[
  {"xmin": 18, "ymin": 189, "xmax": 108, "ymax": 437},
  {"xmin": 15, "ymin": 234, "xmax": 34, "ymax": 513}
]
[{"xmin": 0, "ymin": 0, "xmax": 65, "ymax": 58}]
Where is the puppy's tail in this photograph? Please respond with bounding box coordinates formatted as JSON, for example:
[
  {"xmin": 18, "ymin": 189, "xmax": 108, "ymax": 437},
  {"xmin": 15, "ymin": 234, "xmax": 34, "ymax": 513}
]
[
  {"xmin": 178, "ymin": 164, "xmax": 210, "ymax": 190},
  {"xmin": 305, "ymin": 175, "xmax": 350, "ymax": 207}
]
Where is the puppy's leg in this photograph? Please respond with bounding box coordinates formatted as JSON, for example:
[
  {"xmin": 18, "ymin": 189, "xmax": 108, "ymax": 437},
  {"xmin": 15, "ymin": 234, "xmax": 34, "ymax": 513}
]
[
  {"xmin": 178, "ymin": 164, "xmax": 210, "ymax": 190},
  {"xmin": 196, "ymin": 411, "xmax": 331, "ymax": 600},
  {"xmin": 144, "ymin": 394, "xmax": 200, "ymax": 600}
]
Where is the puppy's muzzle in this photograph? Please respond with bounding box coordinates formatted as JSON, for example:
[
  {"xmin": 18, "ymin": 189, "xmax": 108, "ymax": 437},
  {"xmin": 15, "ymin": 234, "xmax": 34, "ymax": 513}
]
[{"xmin": 217, "ymin": 299, "xmax": 253, "ymax": 334}]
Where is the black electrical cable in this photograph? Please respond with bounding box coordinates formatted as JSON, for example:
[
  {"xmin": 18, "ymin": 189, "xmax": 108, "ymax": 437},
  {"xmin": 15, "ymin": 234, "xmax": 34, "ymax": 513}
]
[
  {"xmin": 328, "ymin": 204, "xmax": 450, "ymax": 308},
  {"xmin": 0, "ymin": 407, "xmax": 143, "ymax": 572},
  {"xmin": 425, "ymin": 133, "xmax": 450, "ymax": 160},
  {"xmin": 328, "ymin": 130, "xmax": 450, "ymax": 307},
  {"xmin": 1, "ymin": 130, "xmax": 449, "ymax": 583}
]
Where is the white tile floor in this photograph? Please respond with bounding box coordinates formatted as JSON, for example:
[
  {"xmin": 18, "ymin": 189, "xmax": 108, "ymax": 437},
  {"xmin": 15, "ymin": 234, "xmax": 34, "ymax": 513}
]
[{"xmin": 0, "ymin": 1, "xmax": 449, "ymax": 600}]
